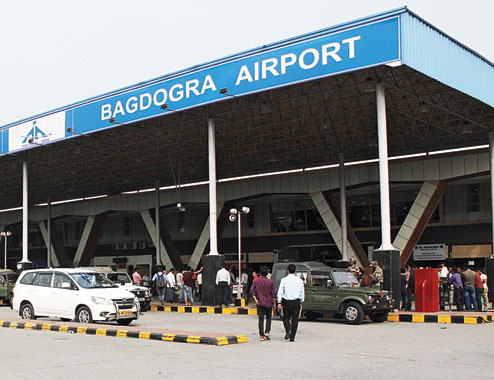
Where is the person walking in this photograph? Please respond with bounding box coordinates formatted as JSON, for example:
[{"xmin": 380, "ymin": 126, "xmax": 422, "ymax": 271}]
[
  {"xmin": 152, "ymin": 267, "xmax": 168, "ymax": 305},
  {"xmin": 250, "ymin": 266, "xmax": 276, "ymax": 341},
  {"xmin": 215, "ymin": 264, "xmax": 231, "ymax": 307},
  {"xmin": 277, "ymin": 264, "xmax": 305, "ymax": 342}
]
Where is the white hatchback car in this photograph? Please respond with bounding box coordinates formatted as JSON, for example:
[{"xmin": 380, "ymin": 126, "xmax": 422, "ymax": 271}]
[{"xmin": 12, "ymin": 268, "xmax": 140, "ymax": 325}]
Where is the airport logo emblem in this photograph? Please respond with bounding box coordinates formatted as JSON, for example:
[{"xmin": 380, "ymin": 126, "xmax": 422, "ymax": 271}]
[
  {"xmin": 22, "ymin": 121, "xmax": 48, "ymax": 144},
  {"xmin": 8, "ymin": 111, "xmax": 66, "ymax": 152}
]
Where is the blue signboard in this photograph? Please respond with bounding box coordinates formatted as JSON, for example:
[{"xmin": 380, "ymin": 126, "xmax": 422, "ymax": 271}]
[{"xmin": 2, "ymin": 16, "xmax": 400, "ymax": 154}]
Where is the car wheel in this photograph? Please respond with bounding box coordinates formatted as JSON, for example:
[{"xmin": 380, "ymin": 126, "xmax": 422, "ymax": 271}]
[
  {"xmin": 20, "ymin": 303, "xmax": 35, "ymax": 320},
  {"xmin": 343, "ymin": 302, "xmax": 364, "ymax": 325},
  {"xmin": 116, "ymin": 318, "xmax": 133, "ymax": 326},
  {"xmin": 305, "ymin": 311, "xmax": 321, "ymax": 321},
  {"xmin": 76, "ymin": 306, "xmax": 93, "ymax": 324},
  {"xmin": 369, "ymin": 311, "xmax": 388, "ymax": 323}
]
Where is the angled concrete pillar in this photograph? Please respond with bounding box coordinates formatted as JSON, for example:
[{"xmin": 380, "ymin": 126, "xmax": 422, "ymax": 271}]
[
  {"xmin": 140, "ymin": 210, "xmax": 172, "ymax": 269},
  {"xmin": 38, "ymin": 221, "xmax": 60, "ymax": 267},
  {"xmin": 310, "ymin": 192, "xmax": 369, "ymax": 266},
  {"xmin": 158, "ymin": 212, "xmax": 184, "ymax": 271},
  {"xmin": 188, "ymin": 202, "xmax": 228, "ymax": 270},
  {"xmin": 393, "ymin": 181, "xmax": 448, "ymax": 267},
  {"xmin": 72, "ymin": 213, "xmax": 107, "ymax": 267}
]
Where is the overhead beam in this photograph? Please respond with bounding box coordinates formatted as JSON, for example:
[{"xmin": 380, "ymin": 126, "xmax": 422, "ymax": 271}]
[
  {"xmin": 72, "ymin": 213, "xmax": 107, "ymax": 267},
  {"xmin": 394, "ymin": 180, "xmax": 448, "ymax": 267}
]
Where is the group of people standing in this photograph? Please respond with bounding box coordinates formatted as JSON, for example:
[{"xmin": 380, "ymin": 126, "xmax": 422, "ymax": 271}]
[
  {"xmin": 440, "ymin": 265, "xmax": 489, "ymax": 311},
  {"xmin": 141, "ymin": 266, "xmax": 203, "ymax": 306}
]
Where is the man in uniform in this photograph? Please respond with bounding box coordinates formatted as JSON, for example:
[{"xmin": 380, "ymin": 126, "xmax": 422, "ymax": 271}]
[
  {"xmin": 349, "ymin": 258, "xmax": 362, "ymax": 283},
  {"xmin": 370, "ymin": 260, "xmax": 383, "ymax": 290}
]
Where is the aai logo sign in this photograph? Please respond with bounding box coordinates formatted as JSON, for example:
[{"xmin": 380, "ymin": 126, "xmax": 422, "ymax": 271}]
[
  {"xmin": 22, "ymin": 121, "xmax": 48, "ymax": 144},
  {"xmin": 9, "ymin": 111, "xmax": 66, "ymax": 152}
]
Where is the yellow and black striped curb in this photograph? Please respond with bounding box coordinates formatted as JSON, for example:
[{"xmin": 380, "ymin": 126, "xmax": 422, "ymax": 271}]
[
  {"xmin": 388, "ymin": 313, "xmax": 493, "ymax": 324},
  {"xmin": 0, "ymin": 320, "xmax": 248, "ymax": 345},
  {"xmin": 151, "ymin": 305, "xmax": 260, "ymax": 316}
]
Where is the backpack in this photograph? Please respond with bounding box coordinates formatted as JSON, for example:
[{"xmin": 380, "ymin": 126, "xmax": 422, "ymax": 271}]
[{"xmin": 156, "ymin": 274, "xmax": 166, "ymax": 288}]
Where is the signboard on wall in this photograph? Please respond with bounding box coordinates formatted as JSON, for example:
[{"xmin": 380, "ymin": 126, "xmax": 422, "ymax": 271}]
[{"xmin": 413, "ymin": 244, "xmax": 446, "ymax": 261}]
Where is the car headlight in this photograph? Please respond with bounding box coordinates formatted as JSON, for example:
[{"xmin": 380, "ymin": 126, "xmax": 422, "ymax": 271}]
[
  {"xmin": 145, "ymin": 289, "xmax": 150, "ymax": 296},
  {"xmin": 90, "ymin": 296, "xmax": 112, "ymax": 305}
]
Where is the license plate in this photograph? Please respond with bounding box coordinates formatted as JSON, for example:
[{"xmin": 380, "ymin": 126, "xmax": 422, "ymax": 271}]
[{"xmin": 119, "ymin": 310, "xmax": 132, "ymax": 316}]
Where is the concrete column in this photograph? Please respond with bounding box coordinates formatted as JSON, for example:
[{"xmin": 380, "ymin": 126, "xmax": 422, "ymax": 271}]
[
  {"xmin": 376, "ymin": 82, "xmax": 394, "ymax": 251},
  {"xmin": 490, "ymin": 132, "xmax": 494, "ymax": 257},
  {"xmin": 208, "ymin": 118, "xmax": 218, "ymax": 255},
  {"xmin": 339, "ymin": 153, "xmax": 348, "ymax": 261},
  {"xmin": 155, "ymin": 179, "xmax": 161, "ymax": 265},
  {"xmin": 21, "ymin": 161, "xmax": 30, "ymax": 264},
  {"xmin": 47, "ymin": 197, "xmax": 51, "ymax": 268}
]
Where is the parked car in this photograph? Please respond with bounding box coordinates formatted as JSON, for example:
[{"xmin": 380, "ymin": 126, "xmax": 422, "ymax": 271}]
[
  {"xmin": 0, "ymin": 269, "xmax": 18, "ymax": 306},
  {"xmin": 79, "ymin": 267, "xmax": 153, "ymax": 311},
  {"xmin": 272, "ymin": 261, "xmax": 391, "ymax": 324},
  {"xmin": 12, "ymin": 268, "xmax": 140, "ymax": 325}
]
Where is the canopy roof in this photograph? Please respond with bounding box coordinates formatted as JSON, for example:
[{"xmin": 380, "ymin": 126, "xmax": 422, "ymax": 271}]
[{"xmin": 0, "ymin": 7, "xmax": 492, "ymax": 210}]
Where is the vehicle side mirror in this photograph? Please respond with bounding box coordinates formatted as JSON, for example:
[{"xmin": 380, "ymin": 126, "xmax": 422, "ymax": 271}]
[
  {"xmin": 327, "ymin": 279, "xmax": 333, "ymax": 287},
  {"xmin": 61, "ymin": 282, "xmax": 71, "ymax": 289}
]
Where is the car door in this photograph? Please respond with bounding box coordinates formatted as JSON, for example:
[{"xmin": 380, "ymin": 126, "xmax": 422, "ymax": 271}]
[
  {"xmin": 30, "ymin": 272, "xmax": 54, "ymax": 315},
  {"xmin": 307, "ymin": 271, "xmax": 336, "ymax": 312},
  {"xmin": 48, "ymin": 272, "xmax": 79, "ymax": 318},
  {"xmin": 0, "ymin": 275, "xmax": 7, "ymax": 300}
]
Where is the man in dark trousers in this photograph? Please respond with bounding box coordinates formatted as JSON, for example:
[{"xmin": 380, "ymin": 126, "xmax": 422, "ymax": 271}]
[
  {"xmin": 277, "ymin": 264, "xmax": 305, "ymax": 342},
  {"xmin": 250, "ymin": 266, "xmax": 276, "ymax": 341}
]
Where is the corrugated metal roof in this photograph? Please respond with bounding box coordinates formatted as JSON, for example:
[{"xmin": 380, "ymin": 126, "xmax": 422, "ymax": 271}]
[{"xmin": 401, "ymin": 11, "xmax": 494, "ymax": 107}]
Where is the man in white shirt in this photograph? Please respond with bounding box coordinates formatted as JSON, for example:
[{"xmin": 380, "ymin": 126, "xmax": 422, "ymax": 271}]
[
  {"xmin": 216, "ymin": 264, "xmax": 231, "ymax": 307},
  {"xmin": 277, "ymin": 264, "xmax": 305, "ymax": 342},
  {"xmin": 166, "ymin": 268, "xmax": 176, "ymax": 303}
]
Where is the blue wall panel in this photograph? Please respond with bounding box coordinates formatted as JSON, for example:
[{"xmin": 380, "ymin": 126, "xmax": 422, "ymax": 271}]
[{"xmin": 401, "ymin": 12, "xmax": 494, "ymax": 107}]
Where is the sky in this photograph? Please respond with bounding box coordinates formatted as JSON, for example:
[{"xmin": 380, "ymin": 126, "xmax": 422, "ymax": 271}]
[{"xmin": 0, "ymin": 0, "xmax": 492, "ymax": 127}]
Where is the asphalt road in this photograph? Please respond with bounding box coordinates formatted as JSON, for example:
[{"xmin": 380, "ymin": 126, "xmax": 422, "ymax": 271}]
[{"xmin": 0, "ymin": 306, "xmax": 493, "ymax": 380}]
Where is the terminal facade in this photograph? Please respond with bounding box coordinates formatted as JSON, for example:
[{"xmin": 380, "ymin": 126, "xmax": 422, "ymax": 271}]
[{"xmin": 0, "ymin": 7, "xmax": 492, "ymax": 281}]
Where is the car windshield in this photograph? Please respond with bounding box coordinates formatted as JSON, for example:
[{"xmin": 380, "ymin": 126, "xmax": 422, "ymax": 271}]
[
  {"xmin": 71, "ymin": 272, "xmax": 118, "ymax": 288},
  {"xmin": 333, "ymin": 271, "xmax": 360, "ymax": 287},
  {"xmin": 107, "ymin": 273, "xmax": 132, "ymax": 284}
]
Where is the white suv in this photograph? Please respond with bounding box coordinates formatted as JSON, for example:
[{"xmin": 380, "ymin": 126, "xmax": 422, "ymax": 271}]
[{"xmin": 12, "ymin": 268, "xmax": 140, "ymax": 325}]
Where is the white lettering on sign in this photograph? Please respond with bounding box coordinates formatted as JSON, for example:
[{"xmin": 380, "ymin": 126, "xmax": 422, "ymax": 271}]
[
  {"xmin": 235, "ymin": 35, "xmax": 361, "ymax": 85},
  {"xmin": 100, "ymin": 75, "xmax": 217, "ymax": 121}
]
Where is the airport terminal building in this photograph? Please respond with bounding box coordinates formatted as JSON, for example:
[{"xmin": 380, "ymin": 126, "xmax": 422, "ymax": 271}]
[{"xmin": 0, "ymin": 7, "xmax": 492, "ymax": 277}]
